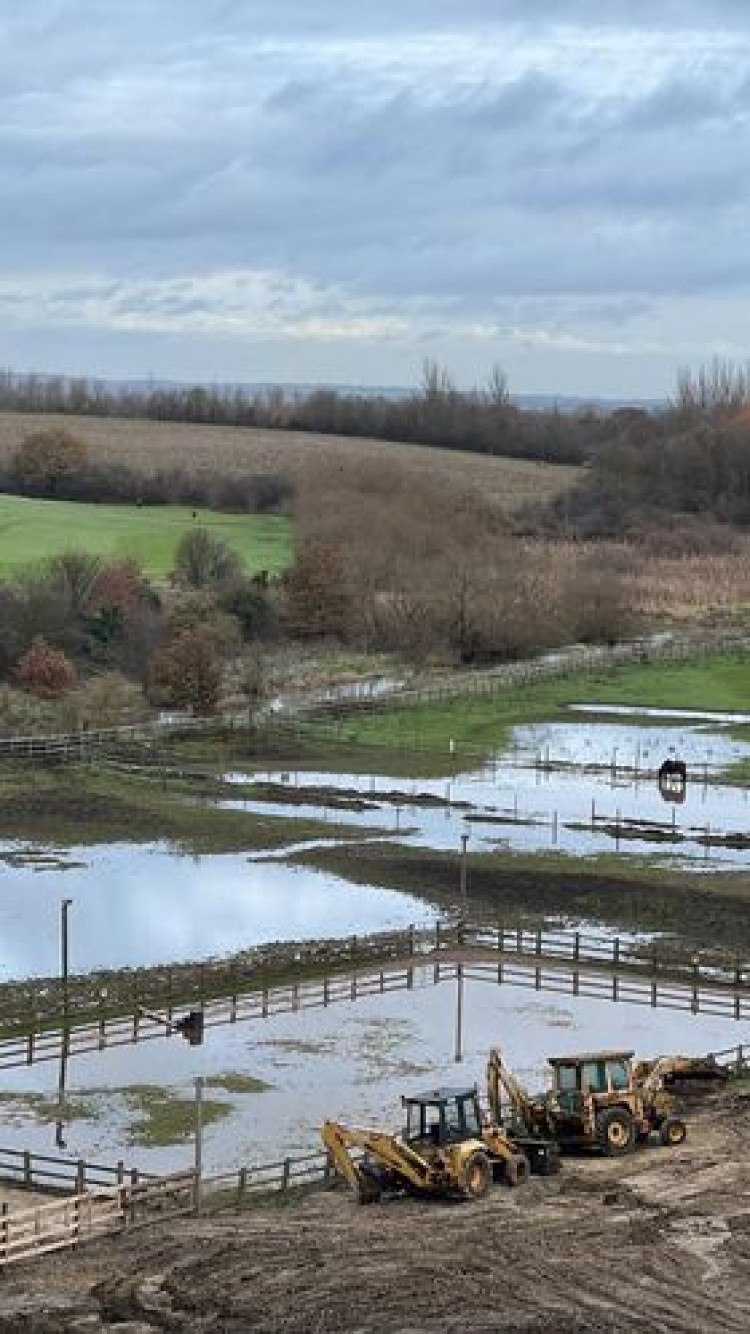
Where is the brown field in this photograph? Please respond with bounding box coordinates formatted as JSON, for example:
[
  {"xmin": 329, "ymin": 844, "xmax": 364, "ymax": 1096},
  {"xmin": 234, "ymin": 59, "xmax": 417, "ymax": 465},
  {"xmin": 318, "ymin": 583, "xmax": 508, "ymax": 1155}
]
[
  {"xmin": 534, "ymin": 538, "xmax": 750, "ymax": 625},
  {"xmin": 0, "ymin": 410, "xmax": 579, "ymax": 513}
]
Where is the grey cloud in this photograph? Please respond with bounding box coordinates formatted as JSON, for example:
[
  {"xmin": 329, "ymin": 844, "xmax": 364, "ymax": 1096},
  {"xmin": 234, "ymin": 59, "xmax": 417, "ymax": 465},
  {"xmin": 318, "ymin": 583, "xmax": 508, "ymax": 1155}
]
[{"xmin": 2, "ymin": 0, "xmax": 750, "ymax": 393}]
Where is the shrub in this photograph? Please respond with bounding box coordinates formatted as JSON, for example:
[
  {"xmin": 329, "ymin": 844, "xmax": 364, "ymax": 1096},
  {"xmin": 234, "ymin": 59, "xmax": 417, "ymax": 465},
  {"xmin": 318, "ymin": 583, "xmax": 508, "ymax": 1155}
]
[
  {"xmin": 147, "ymin": 630, "xmax": 222, "ymax": 714},
  {"xmin": 172, "ymin": 527, "xmax": 242, "ymax": 589},
  {"xmin": 14, "ymin": 639, "xmax": 77, "ymax": 698},
  {"xmin": 283, "ymin": 541, "xmax": 352, "ymax": 638},
  {"xmin": 12, "ymin": 428, "xmax": 88, "ymax": 496},
  {"xmin": 219, "ymin": 577, "xmax": 276, "ymax": 640},
  {"xmin": 72, "ymin": 672, "xmax": 148, "ymax": 727}
]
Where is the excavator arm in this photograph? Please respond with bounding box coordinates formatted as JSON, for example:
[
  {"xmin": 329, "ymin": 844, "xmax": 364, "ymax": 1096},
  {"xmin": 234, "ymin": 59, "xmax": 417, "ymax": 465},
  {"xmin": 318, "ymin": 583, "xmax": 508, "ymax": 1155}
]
[
  {"xmin": 486, "ymin": 1048, "xmax": 539, "ymax": 1130},
  {"xmin": 321, "ymin": 1119, "xmax": 438, "ymax": 1202}
]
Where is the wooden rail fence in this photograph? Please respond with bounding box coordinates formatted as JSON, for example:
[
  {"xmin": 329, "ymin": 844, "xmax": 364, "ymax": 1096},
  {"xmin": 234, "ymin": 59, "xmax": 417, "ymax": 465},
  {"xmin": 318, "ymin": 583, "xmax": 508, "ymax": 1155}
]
[
  {"xmin": 3, "ymin": 919, "xmax": 748, "ymax": 1047},
  {"xmin": 0, "ymin": 1170, "xmax": 196, "ymax": 1269},
  {"xmin": 0, "ymin": 1146, "xmax": 158, "ymax": 1194},
  {"xmin": 1, "ymin": 922, "xmax": 748, "ymax": 1071},
  {"xmin": 0, "ymin": 632, "xmax": 746, "ymax": 763}
]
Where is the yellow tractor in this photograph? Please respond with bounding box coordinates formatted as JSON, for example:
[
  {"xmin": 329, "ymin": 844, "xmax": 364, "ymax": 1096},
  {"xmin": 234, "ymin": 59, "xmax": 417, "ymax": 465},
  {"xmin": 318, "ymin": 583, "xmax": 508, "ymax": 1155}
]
[
  {"xmin": 322, "ymin": 1083, "xmax": 538, "ymax": 1205},
  {"xmin": 486, "ymin": 1047, "xmax": 705, "ymax": 1157}
]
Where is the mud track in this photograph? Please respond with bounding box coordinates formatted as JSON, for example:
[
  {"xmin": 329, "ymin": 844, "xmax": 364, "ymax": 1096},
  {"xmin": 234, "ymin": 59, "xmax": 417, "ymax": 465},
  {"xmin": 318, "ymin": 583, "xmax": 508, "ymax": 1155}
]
[{"xmin": 1, "ymin": 1090, "xmax": 748, "ymax": 1333}]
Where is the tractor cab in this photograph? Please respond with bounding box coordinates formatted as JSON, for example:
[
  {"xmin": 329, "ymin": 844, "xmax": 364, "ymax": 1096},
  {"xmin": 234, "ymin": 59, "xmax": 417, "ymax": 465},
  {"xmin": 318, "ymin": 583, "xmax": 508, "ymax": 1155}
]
[
  {"xmin": 402, "ymin": 1086, "xmax": 483, "ymax": 1149},
  {"xmin": 548, "ymin": 1051, "xmax": 633, "ymax": 1113}
]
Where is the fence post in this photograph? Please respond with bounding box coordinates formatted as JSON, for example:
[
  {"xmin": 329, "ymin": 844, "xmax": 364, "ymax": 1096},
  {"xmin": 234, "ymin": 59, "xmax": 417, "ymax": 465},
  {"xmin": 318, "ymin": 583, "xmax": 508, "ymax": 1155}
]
[
  {"xmin": 23, "ymin": 1151, "xmax": 32, "ymax": 1190},
  {"xmin": 281, "ymin": 1158, "xmax": 291, "ymax": 1193},
  {"xmin": 76, "ymin": 1160, "xmax": 85, "ymax": 1194}
]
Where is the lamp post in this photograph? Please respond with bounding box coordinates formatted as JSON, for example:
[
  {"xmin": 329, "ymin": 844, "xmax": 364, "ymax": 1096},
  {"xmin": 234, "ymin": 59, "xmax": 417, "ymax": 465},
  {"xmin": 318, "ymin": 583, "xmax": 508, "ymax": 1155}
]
[
  {"xmin": 194, "ymin": 1076, "xmax": 204, "ymax": 1214},
  {"xmin": 57, "ymin": 899, "xmax": 73, "ymax": 1149},
  {"xmin": 455, "ymin": 834, "xmax": 469, "ymax": 1063},
  {"xmin": 60, "ymin": 899, "xmax": 73, "ymax": 1042}
]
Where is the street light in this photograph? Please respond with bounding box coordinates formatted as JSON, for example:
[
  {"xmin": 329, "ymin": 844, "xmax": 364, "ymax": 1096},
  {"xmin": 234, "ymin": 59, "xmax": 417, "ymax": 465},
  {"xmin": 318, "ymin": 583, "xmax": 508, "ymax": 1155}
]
[
  {"xmin": 60, "ymin": 900, "xmax": 73, "ymax": 1009},
  {"xmin": 57, "ymin": 898, "xmax": 73, "ymax": 1150},
  {"xmin": 60, "ymin": 899, "xmax": 73, "ymax": 1048}
]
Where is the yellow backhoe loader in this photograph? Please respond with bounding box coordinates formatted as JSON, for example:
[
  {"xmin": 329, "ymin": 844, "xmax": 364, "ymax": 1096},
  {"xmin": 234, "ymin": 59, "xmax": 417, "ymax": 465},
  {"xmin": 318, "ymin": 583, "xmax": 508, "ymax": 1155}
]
[
  {"xmin": 322, "ymin": 1084, "xmax": 537, "ymax": 1205},
  {"xmin": 486, "ymin": 1047, "xmax": 721, "ymax": 1157}
]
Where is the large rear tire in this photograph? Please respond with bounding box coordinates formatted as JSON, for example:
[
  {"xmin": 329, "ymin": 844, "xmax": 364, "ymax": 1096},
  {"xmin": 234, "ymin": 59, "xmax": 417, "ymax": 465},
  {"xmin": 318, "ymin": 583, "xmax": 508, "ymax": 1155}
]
[
  {"xmin": 504, "ymin": 1153, "xmax": 530, "ymax": 1188},
  {"xmin": 659, "ymin": 1115, "xmax": 687, "ymax": 1148},
  {"xmin": 461, "ymin": 1150, "xmax": 492, "ymax": 1199},
  {"xmin": 597, "ymin": 1107, "xmax": 636, "ymax": 1157}
]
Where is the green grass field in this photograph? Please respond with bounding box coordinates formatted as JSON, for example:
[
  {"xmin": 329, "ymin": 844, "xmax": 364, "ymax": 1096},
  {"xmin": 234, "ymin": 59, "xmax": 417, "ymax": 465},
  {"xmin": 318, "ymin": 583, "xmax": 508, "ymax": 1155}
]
[
  {"xmin": 307, "ymin": 655, "xmax": 750, "ymax": 759},
  {"xmin": 0, "ymin": 494, "xmax": 292, "ymax": 577}
]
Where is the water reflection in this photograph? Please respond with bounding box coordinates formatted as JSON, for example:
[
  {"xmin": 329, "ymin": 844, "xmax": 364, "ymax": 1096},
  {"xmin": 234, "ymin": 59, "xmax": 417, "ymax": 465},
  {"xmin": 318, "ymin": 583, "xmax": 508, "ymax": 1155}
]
[{"xmin": 0, "ymin": 844, "xmax": 435, "ymax": 980}]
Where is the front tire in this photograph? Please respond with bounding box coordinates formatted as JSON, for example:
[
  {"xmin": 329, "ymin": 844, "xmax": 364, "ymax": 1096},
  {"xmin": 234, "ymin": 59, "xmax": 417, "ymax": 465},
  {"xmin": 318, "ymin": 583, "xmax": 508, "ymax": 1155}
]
[
  {"xmin": 462, "ymin": 1150, "xmax": 492, "ymax": 1199},
  {"xmin": 597, "ymin": 1107, "xmax": 636, "ymax": 1157}
]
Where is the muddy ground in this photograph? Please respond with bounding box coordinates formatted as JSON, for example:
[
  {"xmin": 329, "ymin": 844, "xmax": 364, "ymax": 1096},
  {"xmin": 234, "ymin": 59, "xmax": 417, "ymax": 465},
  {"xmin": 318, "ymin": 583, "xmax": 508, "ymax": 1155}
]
[{"xmin": 1, "ymin": 1087, "xmax": 748, "ymax": 1333}]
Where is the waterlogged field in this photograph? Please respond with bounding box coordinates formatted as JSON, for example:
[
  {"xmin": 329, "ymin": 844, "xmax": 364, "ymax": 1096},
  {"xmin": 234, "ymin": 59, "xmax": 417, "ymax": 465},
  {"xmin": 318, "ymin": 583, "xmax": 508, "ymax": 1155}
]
[
  {"xmin": 0, "ymin": 493, "xmax": 291, "ymax": 576},
  {"xmin": 0, "ymin": 844, "xmax": 434, "ymax": 980},
  {"xmin": 1, "ymin": 695, "xmax": 749, "ymax": 1176}
]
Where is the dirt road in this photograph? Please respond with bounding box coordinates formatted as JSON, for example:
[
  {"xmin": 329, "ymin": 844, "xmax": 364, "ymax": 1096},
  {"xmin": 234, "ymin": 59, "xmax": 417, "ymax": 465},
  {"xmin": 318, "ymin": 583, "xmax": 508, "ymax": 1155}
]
[{"xmin": 1, "ymin": 1088, "xmax": 748, "ymax": 1333}]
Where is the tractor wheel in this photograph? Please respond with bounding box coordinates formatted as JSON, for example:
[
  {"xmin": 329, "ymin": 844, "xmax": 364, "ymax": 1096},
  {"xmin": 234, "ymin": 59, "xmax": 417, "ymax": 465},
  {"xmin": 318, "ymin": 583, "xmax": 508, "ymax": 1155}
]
[
  {"xmin": 597, "ymin": 1108, "xmax": 636, "ymax": 1157},
  {"xmin": 504, "ymin": 1153, "xmax": 530, "ymax": 1188},
  {"xmin": 659, "ymin": 1116, "xmax": 687, "ymax": 1148},
  {"xmin": 461, "ymin": 1150, "xmax": 492, "ymax": 1200}
]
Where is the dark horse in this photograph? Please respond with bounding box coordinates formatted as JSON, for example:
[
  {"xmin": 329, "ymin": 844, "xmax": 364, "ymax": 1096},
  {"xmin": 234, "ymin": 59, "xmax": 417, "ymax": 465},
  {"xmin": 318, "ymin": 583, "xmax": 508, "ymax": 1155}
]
[{"xmin": 658, "ymin": 758, "xmax": 687, "ymax": 802}]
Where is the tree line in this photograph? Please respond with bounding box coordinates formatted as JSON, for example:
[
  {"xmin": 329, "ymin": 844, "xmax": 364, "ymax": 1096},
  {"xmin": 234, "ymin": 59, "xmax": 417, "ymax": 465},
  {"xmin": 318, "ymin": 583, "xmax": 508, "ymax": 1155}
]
[{"xmin": 0, "ymin": 363, "xmax": 610, "ymax": 466}]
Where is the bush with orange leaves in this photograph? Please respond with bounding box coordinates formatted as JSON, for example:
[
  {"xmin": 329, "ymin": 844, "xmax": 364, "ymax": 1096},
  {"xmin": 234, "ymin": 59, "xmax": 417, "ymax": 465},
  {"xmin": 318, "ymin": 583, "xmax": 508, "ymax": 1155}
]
[
  {"xmin": 14, "ymin": 638, "xmax": 77, "ymax": 699},
  {"xmin": 147, "ymin": 630, "xmax": 222, "ymax": 715}
]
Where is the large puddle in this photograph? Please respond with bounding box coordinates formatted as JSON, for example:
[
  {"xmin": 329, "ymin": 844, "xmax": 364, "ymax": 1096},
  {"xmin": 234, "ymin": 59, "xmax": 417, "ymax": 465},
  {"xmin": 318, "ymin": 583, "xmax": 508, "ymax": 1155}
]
[
  {"xmin": 0, "ymin": 843, "xmax": 436, "ymax": 980},
  {"xmin": 1, "ymin": 708, "xmax": 747, "ymax": 1175},
  {"xmin": 0, "ymin": 976, "xmax": 742, "ymax": 1175}
]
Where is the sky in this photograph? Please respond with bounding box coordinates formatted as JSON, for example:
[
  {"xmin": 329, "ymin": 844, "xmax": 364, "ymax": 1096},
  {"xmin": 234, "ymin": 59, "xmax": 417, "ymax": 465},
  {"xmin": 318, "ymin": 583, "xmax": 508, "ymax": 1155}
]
[{"xmin": 1, "ymin": 1, "xmax": 749, "ymax": 397}]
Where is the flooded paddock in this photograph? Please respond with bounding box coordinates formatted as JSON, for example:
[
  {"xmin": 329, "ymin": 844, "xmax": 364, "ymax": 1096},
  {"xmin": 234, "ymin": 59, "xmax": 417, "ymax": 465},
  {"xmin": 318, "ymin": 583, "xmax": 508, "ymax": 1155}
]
[
  {"xmin": 0, "ymin": 971, "xmax": 743, "ymax": 1176},
  {"xmin": 0, "ymin": 843, "xmax": 436, "ymax": 980}
]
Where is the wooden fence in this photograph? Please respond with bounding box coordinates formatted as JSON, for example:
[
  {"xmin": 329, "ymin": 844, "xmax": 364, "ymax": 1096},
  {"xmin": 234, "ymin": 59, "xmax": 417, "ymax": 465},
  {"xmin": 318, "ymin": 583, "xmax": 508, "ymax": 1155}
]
[
  {"xmin": 0, "ymin": 632, "xmax": 747, "ymax": 763},
  {"xmin": 1, "ymin": 921, "xmax": 748, "ymax": 1072},
  {"xmin": 0, "ymin": 920, "xmax": 438, "ymax": 1044},
  {"xmin": 289, "ymin": 632, "xmax": 750, "ymax": 722},
  {"xmin": 0, "ymin": 1145, "xmax": 157, "ymax": 1194},
  {"xmin": 0, "ymin": 1170, "xmax": 196, "ymax": 1269}
]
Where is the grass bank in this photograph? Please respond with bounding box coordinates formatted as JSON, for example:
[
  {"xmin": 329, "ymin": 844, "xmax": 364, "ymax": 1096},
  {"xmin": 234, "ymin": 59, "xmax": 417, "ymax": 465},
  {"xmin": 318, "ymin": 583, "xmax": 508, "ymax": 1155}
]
[
  {"xmin": 165, "ymin": 650, "xmax": 749, "ymax": 780},
  {"xmin": 0, "ymin": 494, "xmax": 291, "ymax": 577},
  {"xmin": 292, "ymin": 840, "xmax": 750, "ymax": 953},
  {"xmin": 314, "ymin": 655, "xmax": 750, "ymax": 755},
  {"xmin": 0, "ymin": 762, "xmax": 364, "ymax": 853}
]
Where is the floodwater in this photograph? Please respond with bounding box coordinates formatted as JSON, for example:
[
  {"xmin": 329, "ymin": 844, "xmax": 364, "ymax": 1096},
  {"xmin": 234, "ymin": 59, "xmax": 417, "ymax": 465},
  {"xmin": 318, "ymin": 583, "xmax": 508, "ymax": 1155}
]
[
  {"xmin": 226, "ymin": 709, "xmax": 750, "ymax": 869},
  {"xmin": 1, "ymin": 711, "xmax": 749, "ymax": 985},
  {"xmin": 0, "ymin": 843, "xmax": 436, "ymax": 981},
  {"xmin": 0, "ymin": 973, "xmax": 743, "ymax": 1176}
]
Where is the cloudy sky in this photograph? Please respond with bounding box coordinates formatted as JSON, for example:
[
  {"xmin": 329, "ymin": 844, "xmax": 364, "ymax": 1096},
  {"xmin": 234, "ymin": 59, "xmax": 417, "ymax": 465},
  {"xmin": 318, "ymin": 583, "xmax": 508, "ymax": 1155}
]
[{"xmin": 1, "ymin": 1, "xmax": 749, "ymax": 396}]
